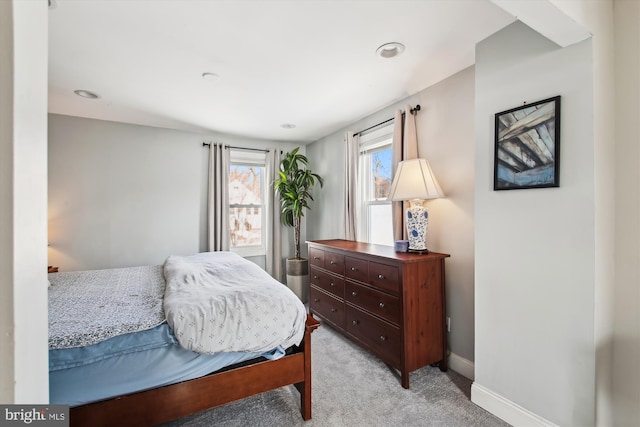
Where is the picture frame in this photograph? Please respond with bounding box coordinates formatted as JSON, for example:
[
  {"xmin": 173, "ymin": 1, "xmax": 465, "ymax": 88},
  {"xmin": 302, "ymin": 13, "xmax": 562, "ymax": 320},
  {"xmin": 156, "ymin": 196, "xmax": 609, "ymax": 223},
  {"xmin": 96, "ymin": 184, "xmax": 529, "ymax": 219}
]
[{"xmin": 494, "ymin": 96, "xmax": 561, "ymax": 190}]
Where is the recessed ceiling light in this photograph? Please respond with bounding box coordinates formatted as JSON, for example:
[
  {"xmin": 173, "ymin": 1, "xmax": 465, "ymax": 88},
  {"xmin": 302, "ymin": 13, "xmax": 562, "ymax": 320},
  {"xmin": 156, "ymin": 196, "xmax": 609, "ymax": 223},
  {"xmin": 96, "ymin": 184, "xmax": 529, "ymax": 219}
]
[
  {"xmin": 202, "ymin": 72, "xmax": 220, "ymax": 81},
  {"xmin": 280, "ymin": 123, "xmax": 296, "ymax": 129},
  {"xmin": 376, "ymin": 42, "xmax": 405, "ymax": 59},
  {"xmin": 74, "ymin": 90, "xmax": 100, "ymax": 99}
]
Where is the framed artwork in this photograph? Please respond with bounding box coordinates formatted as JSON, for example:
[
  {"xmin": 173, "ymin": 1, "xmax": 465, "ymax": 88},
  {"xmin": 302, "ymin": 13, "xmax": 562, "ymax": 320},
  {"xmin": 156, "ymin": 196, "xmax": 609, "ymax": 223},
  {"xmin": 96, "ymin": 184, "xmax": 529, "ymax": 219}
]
[{"xmin": 494, "ymin": 96, "xmax": 561, "ymax": 190}]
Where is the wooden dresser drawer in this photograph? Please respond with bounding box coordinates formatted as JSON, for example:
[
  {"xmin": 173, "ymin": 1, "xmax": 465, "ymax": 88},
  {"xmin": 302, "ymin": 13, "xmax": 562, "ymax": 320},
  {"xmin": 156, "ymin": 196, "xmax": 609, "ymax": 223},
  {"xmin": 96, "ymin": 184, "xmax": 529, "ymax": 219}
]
[
  {"xmin": 369, "ymin": 262, "xmax": 400, "ymax": 294},
  {"xmin": 309, "ymin": 248, "xmax": 325, "ymax": 268},
  {"xmin": 346, "ymin": 305, "xmax": 400, "ymax": 367},
  {"xmin": 310, "ymin": 266, "xmax": 345, "ymax": 298},
  {"xmin": 324, "ymin": 252, "xmax": 345, "ymax": 275},
  {"xmin": 310, "ymin": 286, "xmax": 344, "ymax": 328},
  {"xmin": 310, "ymin": 247, "xmax": 345, "ymax": 275},
  {"xmin": 345, "ymin": 281, "xmax": 400, "ymax": 325},
  {"xmin": 345, "ymin": 256, "xmax": 368, "ymax": 283}
]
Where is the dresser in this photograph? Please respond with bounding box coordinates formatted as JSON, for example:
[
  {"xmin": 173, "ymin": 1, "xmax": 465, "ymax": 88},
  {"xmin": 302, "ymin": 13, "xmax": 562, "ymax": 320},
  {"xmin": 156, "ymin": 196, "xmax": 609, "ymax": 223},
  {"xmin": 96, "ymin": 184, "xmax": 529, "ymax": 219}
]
[{"xmin": 308, "ymin": 239, "xmax": 449, "ymax": 388}]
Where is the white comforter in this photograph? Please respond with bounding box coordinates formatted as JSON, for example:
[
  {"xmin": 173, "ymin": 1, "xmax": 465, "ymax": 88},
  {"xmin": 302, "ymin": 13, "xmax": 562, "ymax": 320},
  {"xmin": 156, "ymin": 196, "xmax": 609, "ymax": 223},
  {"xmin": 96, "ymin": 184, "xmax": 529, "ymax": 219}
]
[{"xmin": 163, "ymin": 252, "xmax": 307, "ymax": 354}]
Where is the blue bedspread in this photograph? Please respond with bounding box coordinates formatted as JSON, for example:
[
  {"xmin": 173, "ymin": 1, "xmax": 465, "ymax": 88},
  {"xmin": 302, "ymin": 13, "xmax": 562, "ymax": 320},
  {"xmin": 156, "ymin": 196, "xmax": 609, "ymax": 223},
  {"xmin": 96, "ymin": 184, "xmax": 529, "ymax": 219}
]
[{"xmin": 49, "ymin": 324, "xmax": 284, "ymax": 407}]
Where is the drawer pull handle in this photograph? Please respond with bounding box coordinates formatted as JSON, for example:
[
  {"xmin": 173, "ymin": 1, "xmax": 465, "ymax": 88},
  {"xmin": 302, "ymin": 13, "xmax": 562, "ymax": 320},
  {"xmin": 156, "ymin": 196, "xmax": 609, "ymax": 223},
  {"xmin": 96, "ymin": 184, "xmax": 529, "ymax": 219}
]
[
  {"xmin": 314, "ymin": 256, "xmax": 320, "ymax": 260},
  {"xmin": 379, "ymin": 335, "xmax": 387, "ymax": 342},
  {"xmin": 314, "ymin": 275, "xmax": 319, "ymax": 279},
  {"xmin": 331, "ymin": 308, "xmax": 337, "ymax": 313},
  {"xmin": 379, "ymin": 302, "xmax": 385, "ymax": 309},
  {"xmin": 378, "ymin": 274, "xmax": 384, "ymax": 279},
  {"xmin": 330, "ymin": 282, "xmax": 335, "ymax": 287},
  {"xmin": 352, "ymin": 320, "xmax": 359, "ymax": 325},
  {"xmin": 330, "ymin": 260, "xmax": 336, "ymax": 265},
  {"xmin": 313, "ymin": 298, "xmax": 320, "ymax": 302},
  {"xmin": 352, "ymin": 291, "xmax": 357, "ymax": 297},
  {"xmin": 351, "ymin": 267, "xmax": 357, "ymax": 271}
]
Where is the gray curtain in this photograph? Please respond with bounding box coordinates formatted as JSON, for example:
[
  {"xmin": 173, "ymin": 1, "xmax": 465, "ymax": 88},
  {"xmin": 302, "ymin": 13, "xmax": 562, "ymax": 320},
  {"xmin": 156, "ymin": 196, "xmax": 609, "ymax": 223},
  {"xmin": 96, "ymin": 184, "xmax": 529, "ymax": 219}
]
[
  {"xmin": 391, "ymin": 105, "xmax": 419, "ymax": 241},
  {"xmin": 207, "ymin": 142, "xmax": 230, "ymax": 251},
  {"xmin": 391, "ymin": 109, "xmax": 405, "ymax": 241},
  {"xmin": 404, "ymin": 104, "xmax": 419, "ymax": 159},
  {"xmin": 265, "ymin": 148, "xmax": 282, "ymax": 280},
  {"xmin": 344, "ymin": 131, "xmax": 359, "ymax": 241}
]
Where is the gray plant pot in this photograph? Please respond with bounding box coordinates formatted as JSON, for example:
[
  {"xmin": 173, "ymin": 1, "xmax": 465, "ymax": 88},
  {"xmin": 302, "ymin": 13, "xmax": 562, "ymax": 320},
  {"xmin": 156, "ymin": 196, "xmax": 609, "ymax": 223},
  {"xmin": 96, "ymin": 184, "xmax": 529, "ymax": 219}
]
[{"xmin": 286, "ymin": 258, "xmax": 309, "ymax": 303}]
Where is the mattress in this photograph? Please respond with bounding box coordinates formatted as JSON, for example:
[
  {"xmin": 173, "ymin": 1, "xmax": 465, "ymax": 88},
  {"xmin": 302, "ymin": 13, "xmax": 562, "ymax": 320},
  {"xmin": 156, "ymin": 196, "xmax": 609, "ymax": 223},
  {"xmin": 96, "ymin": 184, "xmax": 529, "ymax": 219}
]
[{"xmin": 49, "ymin": 323, "xmax": 285, "ymax": 407}]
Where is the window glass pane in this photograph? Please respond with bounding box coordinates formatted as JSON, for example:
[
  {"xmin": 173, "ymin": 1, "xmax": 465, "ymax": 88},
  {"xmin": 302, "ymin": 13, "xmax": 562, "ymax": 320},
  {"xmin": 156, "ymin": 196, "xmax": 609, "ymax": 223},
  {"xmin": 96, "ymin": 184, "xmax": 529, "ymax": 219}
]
[
  {"xmin": 369, "ymin": 147, "xmax": 393, "ymax": 200},
  {"xmin": 229, "ymin": 206, "xmax": 262, "ymax": 248},
  {"xmin": 229, "ymin": 165, "xmax": 262, "ymax": 204},
  {"xmin": 228, "ymin": 160, "xmax": 265, "ymax": 253},
  {"xmin": 368, "ymin": 204, "xmax": 393, "ymax": 246},
  {"xmin": 357, "ymin": 122, "xmax": 394, "ymax": 246}
]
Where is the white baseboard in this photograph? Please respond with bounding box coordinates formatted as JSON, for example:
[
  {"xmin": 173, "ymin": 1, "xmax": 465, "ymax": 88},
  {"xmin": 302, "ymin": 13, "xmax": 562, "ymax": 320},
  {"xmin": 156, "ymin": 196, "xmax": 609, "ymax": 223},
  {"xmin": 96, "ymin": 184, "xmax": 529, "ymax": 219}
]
[
  {"xmin": 471, "ymin": 383, "xmax": 559, "ymax": 427},
  {"xmin": 448, "ymin": 352, "xmax": 475, "ymax": 380}
]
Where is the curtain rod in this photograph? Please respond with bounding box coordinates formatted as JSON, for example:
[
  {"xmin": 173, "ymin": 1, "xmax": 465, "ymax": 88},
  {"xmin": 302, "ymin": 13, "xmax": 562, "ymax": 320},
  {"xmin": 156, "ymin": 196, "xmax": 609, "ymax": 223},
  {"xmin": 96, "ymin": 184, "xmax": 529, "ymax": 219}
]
[
  {"xmin": 202, "ymin": 142, "xmax": 269, "ymax": 153},
  {"xmin": 354, "ymin": 104, "xmax": 421, "ymax": 137}
]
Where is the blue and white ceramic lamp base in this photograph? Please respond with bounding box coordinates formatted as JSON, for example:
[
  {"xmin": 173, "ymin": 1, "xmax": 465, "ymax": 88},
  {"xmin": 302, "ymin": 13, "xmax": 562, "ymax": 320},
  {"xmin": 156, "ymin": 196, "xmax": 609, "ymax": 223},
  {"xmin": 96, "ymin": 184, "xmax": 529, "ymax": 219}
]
[{"xmin": 406, "ymin": 199, "xmax": 429, "ymax": 252}]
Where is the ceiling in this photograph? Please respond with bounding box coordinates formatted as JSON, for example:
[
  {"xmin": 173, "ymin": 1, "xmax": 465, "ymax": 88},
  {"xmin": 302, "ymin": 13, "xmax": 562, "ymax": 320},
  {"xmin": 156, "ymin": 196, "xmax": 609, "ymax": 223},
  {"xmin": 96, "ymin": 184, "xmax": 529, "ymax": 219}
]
[{"xmin": 48, "ymin": 0, "xmax": 516, "ymax": 143}]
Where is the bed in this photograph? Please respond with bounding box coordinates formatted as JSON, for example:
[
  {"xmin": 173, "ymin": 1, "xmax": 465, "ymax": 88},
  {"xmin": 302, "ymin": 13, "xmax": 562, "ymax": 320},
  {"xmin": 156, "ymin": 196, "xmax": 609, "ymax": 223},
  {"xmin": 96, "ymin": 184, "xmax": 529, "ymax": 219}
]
[{"xmin": 48, "ymin": 251, "xmax": 319, "ymax": 426}]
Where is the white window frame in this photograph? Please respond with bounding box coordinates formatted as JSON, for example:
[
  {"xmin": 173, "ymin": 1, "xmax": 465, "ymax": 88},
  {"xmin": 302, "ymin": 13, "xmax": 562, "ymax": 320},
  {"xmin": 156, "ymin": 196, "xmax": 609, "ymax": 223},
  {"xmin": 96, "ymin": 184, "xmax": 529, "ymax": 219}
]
[
  {"xmin": 229, "ymin": 149, "xmax": 267, "ymax": 257},
  {"xmin": 357, "ymin": 122, "xmax": 394, "ymax": 246}
]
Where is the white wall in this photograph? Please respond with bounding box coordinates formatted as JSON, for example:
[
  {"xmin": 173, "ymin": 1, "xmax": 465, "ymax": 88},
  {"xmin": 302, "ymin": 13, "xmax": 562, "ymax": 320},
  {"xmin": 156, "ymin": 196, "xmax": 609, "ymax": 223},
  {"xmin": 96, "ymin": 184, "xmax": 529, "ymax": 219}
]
[
  {"xmin": 0, "ymin": 0, "xmax": 49, "ymax": 403},
  {"xmin": 48, "ymin": 115, "xmax": 206, "ymax": 270},
  {"xmin": 0, "ymin": 0, "xmax": 15, "ymax": 403},
  {"xmin": 613, "ymin": 1, "xmax": 640, "ymax": 425},
  {"xmin": 48, "ymin": 114, "xmax": 301, "ymax": 272},
  {"xmin": 306, "ymin": 66, "xmax": 477, "ymax": 370},
  {"xmin": 543, "ymin": 2, "xmax": 617, "ymax": 424},
  {"xmin": 473, "ymin": 21, "xmax": 595, "ymax": 427}
]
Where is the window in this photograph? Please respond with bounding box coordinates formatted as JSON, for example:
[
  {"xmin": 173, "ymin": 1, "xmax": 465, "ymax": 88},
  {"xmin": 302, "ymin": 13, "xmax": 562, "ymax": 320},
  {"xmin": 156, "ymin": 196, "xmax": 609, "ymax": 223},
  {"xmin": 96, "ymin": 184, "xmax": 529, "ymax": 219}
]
[
  {"xmin": 357, "ymin": 123, "xmax": 394, "ymax": 246},
  {"xmin": 229, "ymin": 149, "xmax": 267, "ymax": 257}
]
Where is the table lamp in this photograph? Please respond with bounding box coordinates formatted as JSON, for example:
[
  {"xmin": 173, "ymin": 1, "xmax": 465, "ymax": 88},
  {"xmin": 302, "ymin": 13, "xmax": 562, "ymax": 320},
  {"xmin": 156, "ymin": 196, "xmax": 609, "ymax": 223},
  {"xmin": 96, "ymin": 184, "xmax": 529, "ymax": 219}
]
[{"xmin": 387, "ymin": 158, "xmax": 444, "ymax": 253}]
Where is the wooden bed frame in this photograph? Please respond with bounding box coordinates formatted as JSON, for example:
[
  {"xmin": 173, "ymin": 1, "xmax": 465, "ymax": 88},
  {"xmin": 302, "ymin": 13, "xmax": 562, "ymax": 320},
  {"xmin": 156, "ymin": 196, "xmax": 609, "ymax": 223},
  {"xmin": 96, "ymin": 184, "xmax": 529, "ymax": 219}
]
[{"xmin": 70, "ymin": 315, "xmax": 320, "ymax": 427}]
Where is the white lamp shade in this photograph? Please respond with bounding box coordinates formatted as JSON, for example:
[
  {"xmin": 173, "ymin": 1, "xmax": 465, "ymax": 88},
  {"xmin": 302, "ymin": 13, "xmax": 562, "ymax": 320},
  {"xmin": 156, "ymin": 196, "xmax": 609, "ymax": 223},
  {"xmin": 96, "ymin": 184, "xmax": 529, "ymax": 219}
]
[{"xmin": 387, "ymin": 158, "xmax": 444, "ymax": 201}]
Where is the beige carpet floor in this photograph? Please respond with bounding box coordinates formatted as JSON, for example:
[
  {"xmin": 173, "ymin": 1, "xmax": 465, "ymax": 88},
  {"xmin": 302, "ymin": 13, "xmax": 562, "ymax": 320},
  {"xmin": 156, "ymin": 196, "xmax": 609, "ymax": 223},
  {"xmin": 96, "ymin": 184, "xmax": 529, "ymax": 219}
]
[{"xmin": 161, "ymin": 323, "xmax": 510, "ymax": 427}]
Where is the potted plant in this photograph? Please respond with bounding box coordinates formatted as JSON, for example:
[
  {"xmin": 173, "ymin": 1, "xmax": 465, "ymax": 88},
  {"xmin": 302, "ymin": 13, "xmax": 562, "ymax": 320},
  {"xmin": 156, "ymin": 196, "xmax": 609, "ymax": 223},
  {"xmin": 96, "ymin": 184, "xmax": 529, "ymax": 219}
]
[{"xmin": 273, "ymin": 147, "xmax": 324, "ymax": 302}]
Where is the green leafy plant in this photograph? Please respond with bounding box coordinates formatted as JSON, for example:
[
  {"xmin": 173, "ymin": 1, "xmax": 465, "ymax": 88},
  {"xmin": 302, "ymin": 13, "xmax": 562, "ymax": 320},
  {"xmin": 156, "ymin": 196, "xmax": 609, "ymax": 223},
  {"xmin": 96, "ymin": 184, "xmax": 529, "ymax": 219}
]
[{"xmin": 273, "ymin": 147, "xmax": 324, "ymax": 259}]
